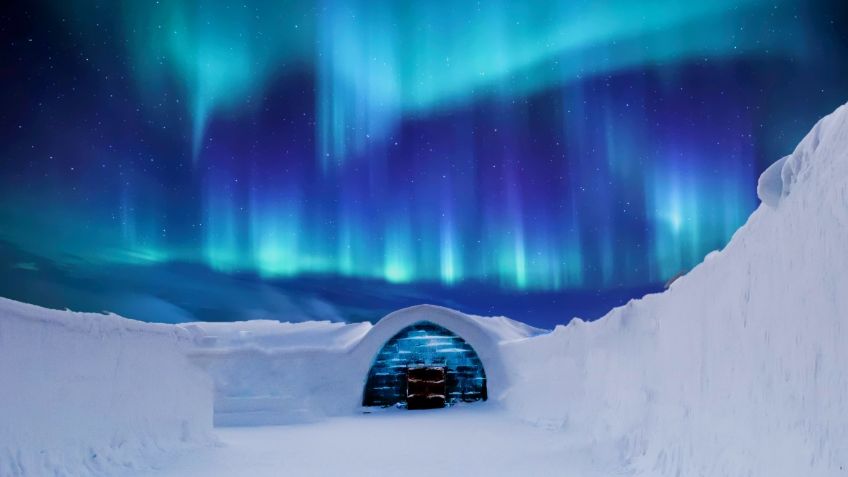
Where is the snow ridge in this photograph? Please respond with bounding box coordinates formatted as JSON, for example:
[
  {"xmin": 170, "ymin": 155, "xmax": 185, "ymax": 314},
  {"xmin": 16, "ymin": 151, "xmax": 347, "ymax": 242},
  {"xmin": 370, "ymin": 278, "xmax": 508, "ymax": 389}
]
[
  {"xmin": 0, "ymin": 298, "xmax": 214, "ymax": 476},
  {"xmin": 503, "ymin": 101, "xmax": 848, "ymax": 476}
]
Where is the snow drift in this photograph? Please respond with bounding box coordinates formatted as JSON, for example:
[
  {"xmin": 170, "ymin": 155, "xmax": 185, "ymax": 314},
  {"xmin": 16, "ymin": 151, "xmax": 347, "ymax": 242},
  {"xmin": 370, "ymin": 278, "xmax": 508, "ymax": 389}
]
[
  {"xmin": 502, "ymin": 102, "xmax": 848, "ymax": 475},
  {"xmin": 0, "ymin": 298, "xmax": 213, "ymax": 476}
]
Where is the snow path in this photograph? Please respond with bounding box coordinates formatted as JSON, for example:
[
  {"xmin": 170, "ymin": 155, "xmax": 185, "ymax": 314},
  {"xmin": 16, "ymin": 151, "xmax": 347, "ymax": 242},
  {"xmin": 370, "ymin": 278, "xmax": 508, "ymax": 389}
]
[{"xmin": 136, "ymin": 405, "xmax": 620, "ymax": 477}]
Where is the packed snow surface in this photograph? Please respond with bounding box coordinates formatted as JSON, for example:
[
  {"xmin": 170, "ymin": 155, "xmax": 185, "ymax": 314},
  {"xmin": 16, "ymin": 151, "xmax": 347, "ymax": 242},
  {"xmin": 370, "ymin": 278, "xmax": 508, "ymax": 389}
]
[{"xmin": 133, "ymin": 406, "xmax": 622, "ymax": 477}]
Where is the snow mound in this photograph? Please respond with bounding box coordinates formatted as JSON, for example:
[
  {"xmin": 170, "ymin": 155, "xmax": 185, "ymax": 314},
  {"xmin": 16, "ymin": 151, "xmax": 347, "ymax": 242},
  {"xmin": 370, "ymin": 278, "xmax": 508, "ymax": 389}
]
[
  {"xmin": 757, "ymin": 104, "xmax": 847, "ymax": 207},
  {"xmin": 756, "ymin": 154, "xmax": 788, "ymax": 207},
  {"xmin": 465, "ymin": 313, "xmax": 548, "ymax": 342},
  {"xmin": 502, "ymin": 102, "xmax": 848, "ymax": 476},
  {"xmin": 0, "ymin": 298, "xmax": 213, "ymax": 477},
  {"xmin": 181, "ymin": 319, "xmax": 372, "ymax": 352}
]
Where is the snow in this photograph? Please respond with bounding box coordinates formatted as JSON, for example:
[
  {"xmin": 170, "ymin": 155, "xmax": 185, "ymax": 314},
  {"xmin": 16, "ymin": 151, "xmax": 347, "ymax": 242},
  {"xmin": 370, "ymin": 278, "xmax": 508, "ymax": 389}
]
[
  {"xmin": 132, "ymin": 405, "xmax": 623, "ymax": 477},
  {"xmin": 0, "ymin": 298, "xmax": 213, "ymax": 477},
  {"xmin": 463, "ymin": 312, "xmax": 548, "ymax": 342},
  {"xmin": 178, "ymin": 309, "xmax": 543, "ymax": 354},
  {"xmin": 502, "ymin": 102, "xmax": 848, "ymax": 475},
  {"xmin": 181, "ymin": 319, "xmax": 371, "ymax": 352},
  {"xmin": 180, "ymin": 320, "xmax": 371, "ymax": 426},
  {"xmin": 756, "ymin": 154, "xmax": 788, "ymax": 207}
]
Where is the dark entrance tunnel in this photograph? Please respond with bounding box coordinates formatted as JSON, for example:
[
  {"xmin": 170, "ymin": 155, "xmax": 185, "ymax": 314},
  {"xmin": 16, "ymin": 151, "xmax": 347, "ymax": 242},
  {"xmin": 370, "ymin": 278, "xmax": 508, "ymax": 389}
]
[{"xmin": 362, "ymin": 321, "xmax": 487, "ymax": 408}]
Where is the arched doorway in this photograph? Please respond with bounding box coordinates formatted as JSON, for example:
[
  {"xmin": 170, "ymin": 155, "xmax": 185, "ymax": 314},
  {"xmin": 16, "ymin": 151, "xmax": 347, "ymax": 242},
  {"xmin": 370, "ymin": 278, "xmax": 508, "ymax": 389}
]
[{"xmin": 362, "ymin": 320, "xmax": 487, "ymax": 408}]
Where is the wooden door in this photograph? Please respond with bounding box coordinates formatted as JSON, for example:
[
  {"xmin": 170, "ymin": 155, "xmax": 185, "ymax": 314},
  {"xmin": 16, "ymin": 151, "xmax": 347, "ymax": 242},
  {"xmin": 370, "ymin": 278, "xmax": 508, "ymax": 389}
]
[{"xmin": 406, "ymin": 366, "xmax": 446, "ymax": 410}]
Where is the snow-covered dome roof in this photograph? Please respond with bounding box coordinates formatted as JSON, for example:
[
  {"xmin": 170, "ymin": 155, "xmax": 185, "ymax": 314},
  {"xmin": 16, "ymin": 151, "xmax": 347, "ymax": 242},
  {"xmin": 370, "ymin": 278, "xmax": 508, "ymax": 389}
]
[{"xmin": 346, "ymin": 304, "xmax": 547, "ymax": 404}]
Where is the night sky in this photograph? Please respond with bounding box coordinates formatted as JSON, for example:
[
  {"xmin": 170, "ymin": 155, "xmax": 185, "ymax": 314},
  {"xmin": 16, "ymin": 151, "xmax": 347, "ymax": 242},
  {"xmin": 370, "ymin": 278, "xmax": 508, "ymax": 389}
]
[{"xmin": 1, "ymin": 0, "xmax": 847, "ymax": 328}]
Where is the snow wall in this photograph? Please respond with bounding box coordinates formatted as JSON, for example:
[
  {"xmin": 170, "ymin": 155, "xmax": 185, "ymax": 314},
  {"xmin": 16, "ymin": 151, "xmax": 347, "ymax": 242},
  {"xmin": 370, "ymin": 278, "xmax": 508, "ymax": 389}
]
[
  {"xmin": 501, "ymin": 102, "xmax": 848, "ymax": 475},
  {"xmin": 0, "ymin": 298, "xmax": 214, "ymax": 476},
  {"xmin": 182, "ymin": 319, "xmax": 371, "ymax": 426}
]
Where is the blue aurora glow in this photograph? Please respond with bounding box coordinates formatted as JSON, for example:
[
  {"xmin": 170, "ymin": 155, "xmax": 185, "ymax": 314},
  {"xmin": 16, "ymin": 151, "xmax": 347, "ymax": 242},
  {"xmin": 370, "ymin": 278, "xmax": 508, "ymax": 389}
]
[{"xmin": 1, "ymin": 0, "xmax": 846, "ymax": 325}]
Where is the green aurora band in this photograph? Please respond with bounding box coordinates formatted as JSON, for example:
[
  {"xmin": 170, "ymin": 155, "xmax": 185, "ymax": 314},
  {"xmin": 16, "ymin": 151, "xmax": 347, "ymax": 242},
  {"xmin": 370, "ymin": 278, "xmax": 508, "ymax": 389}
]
[{"xmin": 3, "ymin": 0, "xmax": 831, "ymax": 293}]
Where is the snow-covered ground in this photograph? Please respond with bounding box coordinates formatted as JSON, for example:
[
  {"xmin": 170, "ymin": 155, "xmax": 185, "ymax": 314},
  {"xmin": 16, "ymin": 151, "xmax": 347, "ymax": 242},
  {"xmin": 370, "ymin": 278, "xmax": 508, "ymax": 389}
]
[
  {"xmin": 133, "ymin": 405, "xmax": 621, "ymax": 477},
  {"xmin": 2, "ymin": 101, "xmax": 847, "ymax": 476}
]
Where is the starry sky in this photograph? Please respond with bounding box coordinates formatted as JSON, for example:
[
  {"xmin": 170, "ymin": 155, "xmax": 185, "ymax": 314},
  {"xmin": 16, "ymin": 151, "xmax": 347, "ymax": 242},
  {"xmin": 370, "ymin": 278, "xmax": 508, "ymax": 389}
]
[{"xmin": 1, "ymin": 0, "xmax": 846, "ymax": 327}]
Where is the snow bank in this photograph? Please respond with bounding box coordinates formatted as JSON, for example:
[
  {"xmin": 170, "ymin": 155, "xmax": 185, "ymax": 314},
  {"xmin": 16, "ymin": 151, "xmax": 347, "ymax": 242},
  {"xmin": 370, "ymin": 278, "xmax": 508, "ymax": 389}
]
[
  {"xmin": 502, "ymin": 102, "xmax": 848, "ymax": 475},
  {"xmin": 181, "ymin": 319, "xmax": 372, "ymax": 352},
  {"xmin": 0, "ymin": 298, "xmax": 213, "ymax": 476},
  {"xmin": 464, "ymin": 313, "xmax": 548, "ymax": 343},
  {"xmin": 180, "ymin": 320, "xmax": 368, "ymax": 426}
]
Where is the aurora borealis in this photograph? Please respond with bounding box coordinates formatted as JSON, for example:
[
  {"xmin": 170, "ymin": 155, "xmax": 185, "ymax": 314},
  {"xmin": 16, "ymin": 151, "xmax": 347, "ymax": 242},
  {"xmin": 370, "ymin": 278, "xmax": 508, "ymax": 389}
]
[{"xmin": 1, "ymin": 0, "xmax": 847, "ymax": 326}]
